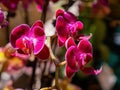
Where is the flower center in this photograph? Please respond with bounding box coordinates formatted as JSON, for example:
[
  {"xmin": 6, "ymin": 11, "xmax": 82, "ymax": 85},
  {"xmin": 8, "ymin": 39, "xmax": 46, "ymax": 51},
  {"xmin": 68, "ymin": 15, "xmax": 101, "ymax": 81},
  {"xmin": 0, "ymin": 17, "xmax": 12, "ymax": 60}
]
[
  {"xmin": 67, "ymin": 23, "xmax": 76, "ymax": 37},
  {"xmin": 15, "ymin": 36, "xmax": 32, "ymax": 54}
]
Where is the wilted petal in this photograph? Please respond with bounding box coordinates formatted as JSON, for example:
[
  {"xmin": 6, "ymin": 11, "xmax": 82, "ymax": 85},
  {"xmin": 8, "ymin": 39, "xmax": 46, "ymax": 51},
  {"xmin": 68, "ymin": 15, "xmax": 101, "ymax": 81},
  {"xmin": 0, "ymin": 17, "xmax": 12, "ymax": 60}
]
[
  {"xmin": 21, "ymin": 0, "xmax": 32, "ymax": 9},
  {"xmin": 56, "ymin": 16, "xmax": 68, "ymax": 46},
  {"xmin": 35, "ymin": 45, "xmax": 50, "ymax": 60},
  {"xmin": 81, "ymin": 67, "xmax": 102, "ymax": 75},
  {"xmin": 30, "ymin": 26, "xmax": 45, "ymax": 54},
  {"xmin": 10, "ymin": 24, "xmax": 30, "ymax": 48},
  {"xmin": 66, "ymin": 64, "xmax": 75, "ymax": 78},
  {"xmin": 77, "ymin": 40, "xmax": 92, "ymax": 53},
  {"xmin": 65, "ymin": 37, "xmax": 76, "ymax": 49},
  {"xmin": 31, "ymin": 20, "xmax": 43, "ymax": 29},
  {"xmin": 65, "ymin": 46, "xmax": 78, "ymax": 70}
]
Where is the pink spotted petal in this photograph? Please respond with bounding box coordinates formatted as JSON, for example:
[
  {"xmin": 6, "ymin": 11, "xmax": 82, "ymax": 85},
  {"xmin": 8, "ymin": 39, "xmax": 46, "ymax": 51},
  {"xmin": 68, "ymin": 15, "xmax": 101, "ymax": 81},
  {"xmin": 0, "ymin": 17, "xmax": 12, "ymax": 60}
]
[
  {"xmin": 10, "ymin": 24, "xmax": 30, "ymax": 48},
  {"xmin": 56, "ymin": 16, "xmax": 68, "ymax": 46},
  {"xmin": 65, "ymin": 37, "xmax": 76, "ymax": 49},
  {"xmin": 56, "ymin": 9, "xmax": 64, "ymax": 18},
  {"xmin": 81, "ymin": 67, "xmax": 102, "ymax": 75},
  {"xmin": 75, "ymin": 21, "xmax": 83, "ymax": 31},
  {"xmin": 77, "ymin": 40, "xmax": 92, "ymax": 53},
  {"xmin": 66, "ymin": 64, "xmax": 75, "ymax": 78},
  {"xmin": 65, "ymin": 46, "xmax": 79, "ymax": 70},
  {"xmin": 30, "ymin": 26, "xmax": 45, "ymax": 54},
  {"xmin": 31, "ymin": 20, "xmax": 43, "ymax": 29},
  {"xmin": 35, "ymin": 45, "xmax": 50, "ymax": 60}
]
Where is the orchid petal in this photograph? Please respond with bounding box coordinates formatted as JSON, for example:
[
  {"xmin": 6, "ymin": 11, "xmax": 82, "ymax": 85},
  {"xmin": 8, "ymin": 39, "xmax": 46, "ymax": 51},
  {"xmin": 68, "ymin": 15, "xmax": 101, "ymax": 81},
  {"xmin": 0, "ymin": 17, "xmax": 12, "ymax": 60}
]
[
  {"xmin": 77, "ymin": 40, "xmax": 92, "ymax": 53},
  {"xmin": 81, "ymin": 67, "xmax": 102, "ymax": 75},
  {"xmin": 64, "ymin": 12, "xmax": 77, "ymax": 22},
  {"xmin": 65, "ymin": 46, "xmax": 78, "ymax": 70},
  {"xmin": 30, "ymin": 26, "xmax": 45, "ymax": 54},
  {"xmin": 77, "ymin": 53, "xmax": 86, "ymax": 67},
  {"xmin": 35, "ymin": 45, "xmax": 50, "ymax": 60},
  {"xmin": 31, "ymin": 20, "xmax": 43, "ymax": 29},
  {"xmin": 56, "ymin": 16, "xmax": 68, "ymax": 46},
  {"xmin": 66, "ymin": 64, "xmax": 75, "ymax": 78},
  {"xmin": 75, "ymin": 21, "xmax": 83, "ymax": 31},
  {"xmin": 58, "ymin": 37, "xmax": 65, "ymax": 47},
  {"xmin": 10, "ymin": 24, "xmax": 30, "ymax": 48},
  {"xmin": 35, "ymin": 0, "xmax": 44, "ymax": 11},
  {"xmin": 85, "ymin": 53, "xmax": 93, "ymax": 63},
  {"xmin": 56, "ymin": 9, "xmax": 64, "ymax": 18},
  {"xmin": 11, "ymin": 51, "xmax": 30, "ymax": 60},
  {"xmin": 65, "ymin": 37, "xmax": 76, "ymax": 49}
]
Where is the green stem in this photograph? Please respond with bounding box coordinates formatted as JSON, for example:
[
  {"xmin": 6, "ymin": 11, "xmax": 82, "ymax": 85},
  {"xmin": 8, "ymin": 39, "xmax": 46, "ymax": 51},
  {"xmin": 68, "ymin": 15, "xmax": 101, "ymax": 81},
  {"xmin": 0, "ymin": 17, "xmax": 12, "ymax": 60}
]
[
  {"xmin": 55, "ymin": 65, "xmax": 60, "ymax": 90},
  {"xmin": 47, "ymin": 36, "xmax": 60, "ymax": 89}
]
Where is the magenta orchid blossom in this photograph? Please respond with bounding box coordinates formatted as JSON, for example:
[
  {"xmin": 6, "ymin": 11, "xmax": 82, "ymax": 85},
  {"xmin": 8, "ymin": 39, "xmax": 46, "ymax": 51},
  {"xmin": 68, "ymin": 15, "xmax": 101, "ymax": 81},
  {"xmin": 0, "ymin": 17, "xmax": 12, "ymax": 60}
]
[
  {"xmin": 10, "ymin": 20, "xmax": 50, "ymax": 60},
  {"xmin": 35, "ymin": 0, "xmax": 59, "ymax": 11},
  {"xmin": 0, "ymin": 0, "xmax": 32, "ymax": 11},
  {"xmin": 56, "ymin": 9, "xmax": 83, "ymax": 47},
  {"xmin": 0, "ymin": 0, "xmax": 19, "ymax": 11},
  {"xmin": 20, "ymin": 0, "xmax": 32, "ymax": 10},
  {"xmin": 0, "ymin": 9, "xmax": 8, "ymax": 28},
  {"xmin": 65, "ymin": 37, "xmax": 102, "ymax": 78}
]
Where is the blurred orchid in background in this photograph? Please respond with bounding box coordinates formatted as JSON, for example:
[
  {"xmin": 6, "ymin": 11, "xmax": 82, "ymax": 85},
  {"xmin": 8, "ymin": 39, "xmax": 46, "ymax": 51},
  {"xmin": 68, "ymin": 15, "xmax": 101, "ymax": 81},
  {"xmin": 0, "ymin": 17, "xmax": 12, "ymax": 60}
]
[
  {"xmin": 0, "ymin": 9, "xmax": 8, "ymax": 29},
  {"xmin": 35, "ymin": 0, "xmax": 59, "ymax": 11}
]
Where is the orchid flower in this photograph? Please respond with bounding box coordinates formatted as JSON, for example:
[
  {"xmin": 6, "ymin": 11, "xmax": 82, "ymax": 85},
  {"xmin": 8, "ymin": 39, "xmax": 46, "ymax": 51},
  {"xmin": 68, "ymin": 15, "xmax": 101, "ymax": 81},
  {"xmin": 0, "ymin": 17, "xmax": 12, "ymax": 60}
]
[
  {"xmin": 10, "ymin": 20, "xmax": 50, "ymax": 60},
  {"xmin": 20, "ymin": 0, "xmax": 32, "ymax": 10},
  {"xmin": 65, "ymin": 37, "xmax": 102, "ymax": 78},
  {"xmin": 0, "ymin": 0, "xmax": 19, "ymax": 11},
  {"xmin": 0, "ymin": 46, "xmax": 25, "ymax": 72},
  {"xmin": 92, "ymin": 0, "xmax": 110, "ymax": 16},
  {"xmin": 0, "ymin": 9, "xmax": 8, "ymax": 28},
  {"xmin": 56, "ymin": 9, "xmax": 83, "ymax": 47},
  {"xmin": 0, "ymin": 0, "xmax": 32, "ymax": 11},
  {"xmin": 35, "ymin": 0, "xmax": 59, "ymax": 11}
]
